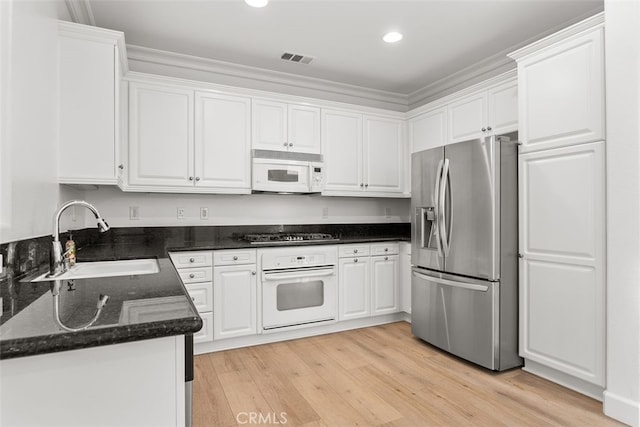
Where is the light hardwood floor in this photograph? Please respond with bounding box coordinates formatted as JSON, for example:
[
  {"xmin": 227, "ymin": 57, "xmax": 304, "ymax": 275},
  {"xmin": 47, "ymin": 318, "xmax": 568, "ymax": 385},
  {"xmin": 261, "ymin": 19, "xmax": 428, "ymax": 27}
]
[{"xmin": 193, "ymin": 322, "xmax": 621, "ymax": 426}]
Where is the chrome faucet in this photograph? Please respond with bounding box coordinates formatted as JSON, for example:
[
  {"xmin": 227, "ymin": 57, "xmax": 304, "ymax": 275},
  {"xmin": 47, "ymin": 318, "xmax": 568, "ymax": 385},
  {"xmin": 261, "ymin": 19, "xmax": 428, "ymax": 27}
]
[{"xmin": 49, "ymin": 200, "xmax": 110, "ymax": 277}]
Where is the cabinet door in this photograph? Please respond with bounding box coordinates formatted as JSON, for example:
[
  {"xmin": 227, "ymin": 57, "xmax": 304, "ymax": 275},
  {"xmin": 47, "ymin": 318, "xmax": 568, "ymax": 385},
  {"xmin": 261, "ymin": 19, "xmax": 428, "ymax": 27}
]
[
  {"xmin": 363, "ymin": 116, "xmax": 404, "ymax": 194},
  {"xmin": 448, "ymin": 92, "xmax": 487, "ymax": 143},
  {"xmin": 371, "ymin": 255, "xmax": 399, "ymax": 315},
  {"xmin": 338, "ymin": 257, "xmax": 370, "ymax": 320},
  {"xmin": 59, "ymin": 35, "xmax": 117, "ymax": 184},
  {"xmin": 487, "ymin": 80, "xmax": 518, "ymax": 135},
  {"xmin": 195, "ymin": 92, "xmax": 251, "ymax": 191},
  {"xmin": 321, "ymin": 109, "xmax": 363, "ymax": 193},
  {"xmin": 213, "ymin": 264, "xmax": 257, "ymax": 340},
  {"xmin": 288, "ymin": 104, "xmax": 321, "ymax": 154},
  {"xmin": 519, "ymin": 141, "xmax": 605, "ymax": 386},
  {"xmin": 252, "ymin": 99, "xmax": 287, "ymax": 151},
  {"xmin": 129, "ymin": 82, "xmax": 194, "ymax": 187},
  {"xmin": 517, "ymin": 29, "xmax": 604, "ymax": 153},
  {"xmin": 399, "ymin": 243, "xmax": 412, "ymax": 314},
  {"xmin": 409, "ymin": 107, "xmax": 448, "ymax": 153}
]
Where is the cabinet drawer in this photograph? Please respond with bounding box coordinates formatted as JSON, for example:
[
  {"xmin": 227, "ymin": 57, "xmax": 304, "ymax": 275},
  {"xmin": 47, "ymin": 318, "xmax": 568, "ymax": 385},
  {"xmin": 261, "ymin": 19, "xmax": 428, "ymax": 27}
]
[
  {"xmin": 185, "ymin": 282, "xmax": 213, "ymax": 313},
  {"xmin": 338, "ymin": 244, "xmax": 370, "ymax": 258},
  {"xmin": 178, "ymin": 267, "xmax": 212, "ymax": 284},
  {"xmin": 170, "ymin": 251, "xmax": 212, "ymax": 268},
  {"xmin": 370, "ymin": 242, "xmax": 399, "ymax": 256},
  {"xmin": 213, "ymin": 249, "xmax": 256, "ymax": 266},
  {"xmin": 194, "ymin": 312, "xmax": 213, "ymax": 344}
]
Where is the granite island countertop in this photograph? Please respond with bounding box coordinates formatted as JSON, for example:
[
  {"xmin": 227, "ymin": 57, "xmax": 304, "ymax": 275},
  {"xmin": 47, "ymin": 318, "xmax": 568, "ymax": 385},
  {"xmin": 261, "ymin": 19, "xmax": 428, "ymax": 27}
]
[{"xmin": 0, "ymin": 223, "xmax": 410, "ymax": 360}]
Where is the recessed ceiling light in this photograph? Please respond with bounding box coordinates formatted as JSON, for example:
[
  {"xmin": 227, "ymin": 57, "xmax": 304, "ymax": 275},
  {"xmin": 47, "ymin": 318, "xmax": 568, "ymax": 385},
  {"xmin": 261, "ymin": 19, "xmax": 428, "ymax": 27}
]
[
  {"xmin": 383, "ymin": 32, "xmax": 403, "ymax": 43},
  {"xmin": 245, "ymin": 0, "xmax": 268, "ymax": 7}
]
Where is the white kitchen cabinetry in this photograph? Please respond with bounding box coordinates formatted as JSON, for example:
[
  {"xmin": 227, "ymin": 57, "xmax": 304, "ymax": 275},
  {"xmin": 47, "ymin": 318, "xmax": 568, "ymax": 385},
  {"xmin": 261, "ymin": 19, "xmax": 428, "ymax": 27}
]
[
  {"xmin": 448, "ymin": 80, "xmax": 518, "ymax": 143},
  {"xmin": 128, "ymin": 81, "xmax": 194, "ymax": 188},
  {"xmin": 213, "ymin": 250, "xmax": 257, "ymax": 340},
  {"xmin": 195, "ymin": 92, "xmax": 251, "ymax": 191},
  {"xmin": 519, "ymin": 141, "xmax": 605, "ymax": 391},
  {"xmin": 338, "ymin": 243, "xmax": 399, "ymax": 320},
  {"xmin": 510, "ymin": 12, "xmax": 605, "ymax": 398},
  {"xmin": 408, "ymin": 106, "xmax": 447, "ymax": 153},
  {"xmin": 126, "ymin": 78, "xmax": 251, "ymax": 193},
  {"xmin": 252, "ymin": 99, "xmax": 321, "ymax": 154},
  {"xmin": 322, "ymin": 109, "xmax": 405, "ymax": 197},
  {"xmin": 58, "ymin": 22, "xmax": 126, "ymax": 185},
  {"xmin": 399, "ymin": 242, "xmax": 411, "ymax": 314},
  {"xmin": 170, "ymin": 251, "xmax": 214, "ymax": 344},
  {"xmin": 1, "ymin": 336, "xmax": 185, "ymax": 426},
  {"xmin": 509, "ymin": 25, "xmax": 604, "ymax": 153}
]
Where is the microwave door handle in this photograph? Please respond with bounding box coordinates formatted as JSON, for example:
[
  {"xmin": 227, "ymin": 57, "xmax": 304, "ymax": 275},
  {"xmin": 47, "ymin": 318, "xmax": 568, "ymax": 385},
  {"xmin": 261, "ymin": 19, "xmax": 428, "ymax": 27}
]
[{"xmin": 263, "ymin": 269, "xmax": 335, "ymax": 281}]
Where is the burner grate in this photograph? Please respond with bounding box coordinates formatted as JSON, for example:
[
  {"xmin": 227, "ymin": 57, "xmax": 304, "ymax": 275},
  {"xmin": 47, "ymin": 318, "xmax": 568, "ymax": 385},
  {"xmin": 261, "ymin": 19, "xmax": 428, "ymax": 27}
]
[{"xmin": 243, "ymin": 233, "xmax": 336, "ymax": 243}]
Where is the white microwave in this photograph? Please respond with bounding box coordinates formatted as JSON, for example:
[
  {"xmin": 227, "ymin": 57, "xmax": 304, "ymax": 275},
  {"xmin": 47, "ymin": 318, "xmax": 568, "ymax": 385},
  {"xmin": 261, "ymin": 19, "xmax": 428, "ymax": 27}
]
[{"xmin": 252, "ymin": 150, "xmax": 324, "ymax": 194}]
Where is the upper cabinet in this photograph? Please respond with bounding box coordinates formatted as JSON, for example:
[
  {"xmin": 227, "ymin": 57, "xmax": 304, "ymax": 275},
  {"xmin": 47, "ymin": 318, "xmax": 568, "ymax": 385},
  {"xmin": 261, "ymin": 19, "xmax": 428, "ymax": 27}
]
[
  {"xmin": 125, "ymin": 78, "xmax": 251, "ymax": 193},
  {"xmin": 509, "ymin": 24, "xmax": 604, "ymax": 153},
  {"xmin": 58, "ymin": 22, "xmax": 126, "ymax": 185},
  {"xmin": 252, "ymin": 99, "xmax": 321, "ymax": 154},
  {"xmin": 408, "ymin": 74, "xmax": 518, "ymax": 154},
  {"xmin": 448, "ymin": 80, "xmax": 518, "ymax": 143},
  {"xmin": 322, "ymin": 109, "xmax": 405, "ymax": 197},
  {"xmin": 408, "ymin": 106, "xmax": 447, "ymax": 154}
]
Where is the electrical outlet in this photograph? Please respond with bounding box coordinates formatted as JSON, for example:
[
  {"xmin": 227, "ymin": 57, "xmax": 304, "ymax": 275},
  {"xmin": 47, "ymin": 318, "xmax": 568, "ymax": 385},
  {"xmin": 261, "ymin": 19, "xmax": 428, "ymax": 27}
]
[
  {"xmin": 322, "ymin": 207, "xmax": 329, "ymax": 218},
  {"xmin": 129, "ymin": 206, "xmax": 140, "ymax": 220},
  {"xmin": 177, "ymin": 207, "xmax": 185, "ymax": 219},
  {"xmin": 385, "ymin": 207, "xmax": 392, "ymax": 218},
  {"xmin": 200, "ymin": 207, "xmax": 209, "ymax": 220}
]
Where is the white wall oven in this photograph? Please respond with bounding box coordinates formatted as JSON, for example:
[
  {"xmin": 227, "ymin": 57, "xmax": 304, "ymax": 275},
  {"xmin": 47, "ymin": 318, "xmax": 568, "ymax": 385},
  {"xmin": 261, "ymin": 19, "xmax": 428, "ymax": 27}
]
[{"xmin": 259, "ymin": 246, "xmax": 337, "ymax": 331}]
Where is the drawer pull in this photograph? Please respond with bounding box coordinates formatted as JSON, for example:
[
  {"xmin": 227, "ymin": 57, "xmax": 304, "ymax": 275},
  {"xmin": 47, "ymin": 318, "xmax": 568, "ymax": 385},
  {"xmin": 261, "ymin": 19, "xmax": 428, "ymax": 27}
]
[
  {"xmin": 384, "ymin": 248, "xmax": 388, "ymax": 252},
  {"xmin": 233, "ymin": 256, "xmax": 238, "ymax": 261},
  {"xmin": 384, "ymin": 256, "xmax": 389, "ymax": 261},
  {"xmin": 189, "ymin": 258, "xmax": 195, "ymax": 263},
  {"xmin": 191, "ymin": 297, "xmax": 195, "ymax": 301},
  {"xmin": 189, "ymin": 273, "xmax": 195, "ymax": 279},
  {"xmin": 252, "ymin": 271, "xmax": 256, "ymax": 275},
  {"xmin": 354, "ymin": 249, "xmax": 358, "ymax": 254},
  {"xmin": 354, "ymin": 258, "xmax": 358, "ymax": 263}
]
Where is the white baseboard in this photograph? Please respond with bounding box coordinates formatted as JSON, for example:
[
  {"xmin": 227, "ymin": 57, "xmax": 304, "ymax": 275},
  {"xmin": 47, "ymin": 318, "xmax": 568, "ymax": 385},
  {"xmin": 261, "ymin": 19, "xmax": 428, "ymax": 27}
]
[
  {"xmin": 603, "ymin": 390, "xmax": 640, "ymax": 426},
  {"xmin": 195, "ymin": 312, "xmax": 409, "ymax": 355}
]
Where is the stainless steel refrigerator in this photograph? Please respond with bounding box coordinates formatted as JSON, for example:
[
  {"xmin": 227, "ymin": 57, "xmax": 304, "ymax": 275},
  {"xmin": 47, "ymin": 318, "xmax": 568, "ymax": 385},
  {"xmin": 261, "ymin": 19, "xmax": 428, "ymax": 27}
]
[{"xmin": 411, "ymin": 134, "xmax": 522, "ymax": 371}]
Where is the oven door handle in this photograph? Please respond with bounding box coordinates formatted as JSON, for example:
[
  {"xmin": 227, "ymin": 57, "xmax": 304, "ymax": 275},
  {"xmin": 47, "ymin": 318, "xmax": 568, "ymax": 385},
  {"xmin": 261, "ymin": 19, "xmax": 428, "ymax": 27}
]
[{"xmin": 263, "ymin": 268, "xmax": 335, "ymax": 281}]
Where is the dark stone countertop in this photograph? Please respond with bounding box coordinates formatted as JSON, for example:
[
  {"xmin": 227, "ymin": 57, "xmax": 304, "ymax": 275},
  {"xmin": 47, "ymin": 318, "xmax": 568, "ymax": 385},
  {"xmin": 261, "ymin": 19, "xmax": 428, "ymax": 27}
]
[{"xmin": 0, "ymin": 223, "xmax": 410, "ymax": 360}]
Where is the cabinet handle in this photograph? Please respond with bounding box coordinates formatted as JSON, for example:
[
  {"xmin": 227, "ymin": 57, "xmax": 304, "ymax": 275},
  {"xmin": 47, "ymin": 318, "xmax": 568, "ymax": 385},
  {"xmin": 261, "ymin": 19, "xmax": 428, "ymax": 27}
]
[
  {"xmin": 481, "ymin": 127, "xmax": 486, "ymax": 132},
  {"xmin": 365, "ymin": 183, "xmax": 368, "ymax": 188},
  {"xmin": 189, "ymin": 258, "xmax": 195, "ymax": 263},
  {"xmin": 283, "ymin": 142, "xmax": 288, "ymax": 147},
  {"xmin": 118, "ymin": 164, "xmax": 124, "ymax": 170},
  {"xmin": 384, "ymin": 248, "xmax": 388, "ymax": 252},
  {"xmin": 354, "ymin": 249, "xmax": 358, "ymax": 254},
  {"xmin": 191, "ymin": 297, "xmax": 195, "ymax": 301},
  {"xmin": 233, "ymin": 256, "xmax": 238, "ymax": 261},
  {"xmin": 189, "ymin": 176, "xmax": 194, "ymax": 181},
  {"xmin": 354, "ymin": 258, "xmax": 358, "ymax": 263},
  {"xmin": 487, "ymin": 126, "xmax": 492, "ymax": 131},
  {"xmin": 385, "ymin": 256, "xmax": 389, "ymax": 261},
  {"xmin": 252, "ymin": 271, "xmax": 256, "ymax": 275},
  {"xmin": 195, "ymin": 177, "xmax": 201, "ymax": 182},
  {"xmin": 360, "ymin": 183, "xmax": 364, "ymax": 188},
  {"xmin": 189, "ymin": 273, "xmax": 195, "ymax": 279},
  {"xmin": 288, "ymin": 143, "xmax": 293, "ymax": 147},
  {"xmin": 518, "ymin": 253, "xmax": 524, "ymax": 259}
]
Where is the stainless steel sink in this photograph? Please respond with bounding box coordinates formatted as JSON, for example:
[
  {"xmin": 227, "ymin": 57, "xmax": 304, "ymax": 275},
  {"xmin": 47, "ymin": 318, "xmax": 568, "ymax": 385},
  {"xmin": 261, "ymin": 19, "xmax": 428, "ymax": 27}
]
[{"xmin": 32, "ymin": 258, "xmax": 160, "ymax": 282}]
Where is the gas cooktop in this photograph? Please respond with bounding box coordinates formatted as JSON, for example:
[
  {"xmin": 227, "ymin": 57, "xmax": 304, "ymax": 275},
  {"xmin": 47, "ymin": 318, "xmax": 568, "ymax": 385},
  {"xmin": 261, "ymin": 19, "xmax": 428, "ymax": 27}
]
[{"xmin": 243, "ymin": 233, "xmax": 338, "ymax": 245}]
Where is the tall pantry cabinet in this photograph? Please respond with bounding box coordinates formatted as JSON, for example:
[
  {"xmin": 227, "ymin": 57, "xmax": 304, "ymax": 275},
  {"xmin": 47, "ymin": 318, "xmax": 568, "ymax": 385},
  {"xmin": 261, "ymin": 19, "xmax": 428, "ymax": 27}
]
[{"xmin": 508, "ymin": 13, "xmax": 605, "ymax": 398}]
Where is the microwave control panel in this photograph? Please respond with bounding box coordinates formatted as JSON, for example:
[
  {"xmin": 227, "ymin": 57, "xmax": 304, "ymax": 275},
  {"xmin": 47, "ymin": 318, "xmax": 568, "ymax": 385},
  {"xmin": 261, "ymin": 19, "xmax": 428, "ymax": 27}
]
[{"xmin": 310, "ymin": 163, "xmax": 324, "ymax": 192}]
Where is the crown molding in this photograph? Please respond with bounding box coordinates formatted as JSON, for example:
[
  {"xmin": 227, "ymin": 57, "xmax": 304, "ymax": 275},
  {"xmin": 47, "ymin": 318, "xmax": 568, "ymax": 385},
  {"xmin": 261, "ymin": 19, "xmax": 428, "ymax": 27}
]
[
  {"xmin": 126, "ymin": 45, "xmax": 409, "ymax": 111},
  {"xmin": 58, "ymin": 21, "xmax": 129, "ymax": 75},
  {"xmin": 508, "ymin": 11, "xmax": 604, "ymax": 60},
  {"xmin": 64, "ymin": 0, "xmax": 95, "ymax": 26}
]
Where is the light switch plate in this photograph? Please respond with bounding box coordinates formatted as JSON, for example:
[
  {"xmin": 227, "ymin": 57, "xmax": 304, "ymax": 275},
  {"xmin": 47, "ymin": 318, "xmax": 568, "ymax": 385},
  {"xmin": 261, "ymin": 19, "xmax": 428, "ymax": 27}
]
[
  {"xmin": 177, "ymin": 207, "xmax": 185, "ymax": 219},
  {"xmin": 200, "ymin": 207, "xmax": 209, "ymax": 220},
  {"xmin": 129, "ymin": 206, "xmax": 140, "ymax": 220}
]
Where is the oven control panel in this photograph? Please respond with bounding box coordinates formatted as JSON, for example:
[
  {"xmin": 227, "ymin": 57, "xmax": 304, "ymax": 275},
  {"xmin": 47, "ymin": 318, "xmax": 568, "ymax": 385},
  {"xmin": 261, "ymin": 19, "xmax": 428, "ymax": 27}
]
[{"xmin": 259, "ymin": 246, "xmax": 338, "ymax": 270}]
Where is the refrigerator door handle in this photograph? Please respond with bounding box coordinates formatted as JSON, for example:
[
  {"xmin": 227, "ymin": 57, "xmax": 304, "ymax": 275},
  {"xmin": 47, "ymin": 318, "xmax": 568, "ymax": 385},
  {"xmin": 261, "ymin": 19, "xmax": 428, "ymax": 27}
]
[
  {"xmin": 439, "ymin": 158, "xmax": 451, "ymax": 256},
  {"xmin": 433, "ymin": 159, "xmax": 444, "ymax": 257},
  {"xmin": 412, "ymin": 270, "xmax": 489, "ymax": 292}
]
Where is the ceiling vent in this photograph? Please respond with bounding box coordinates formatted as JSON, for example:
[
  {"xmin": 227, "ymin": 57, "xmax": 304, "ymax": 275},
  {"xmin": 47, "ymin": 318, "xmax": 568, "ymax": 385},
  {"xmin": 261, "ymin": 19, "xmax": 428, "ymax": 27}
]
[{"xmin": 281, "ymin": 52, "xmax": 314, "ymax": 64}]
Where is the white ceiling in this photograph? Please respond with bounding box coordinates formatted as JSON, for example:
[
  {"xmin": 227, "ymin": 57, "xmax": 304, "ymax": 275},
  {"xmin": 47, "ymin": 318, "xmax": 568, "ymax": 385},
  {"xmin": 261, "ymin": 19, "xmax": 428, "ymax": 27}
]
[{"xmin": 88, "ymin": 0, "xmax": 603, "ymax": 96}]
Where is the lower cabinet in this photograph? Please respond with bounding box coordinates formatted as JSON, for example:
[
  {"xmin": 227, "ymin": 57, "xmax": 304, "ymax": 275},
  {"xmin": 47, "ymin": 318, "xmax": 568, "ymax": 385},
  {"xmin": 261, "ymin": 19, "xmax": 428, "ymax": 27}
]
[
  {"xmin": 212, "ymin": 249, "xmax": 257, "ymax": 340},
  {"xmin": 338, "ymin": 243, "xmax": 399, "ymax": 320}
]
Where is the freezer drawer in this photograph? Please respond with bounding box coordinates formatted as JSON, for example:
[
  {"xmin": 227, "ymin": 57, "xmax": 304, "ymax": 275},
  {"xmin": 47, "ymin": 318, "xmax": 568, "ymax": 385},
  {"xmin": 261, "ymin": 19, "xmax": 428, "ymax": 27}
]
[{"xmin": 411, "ymin": 268, "xmax": 498, "ymax": 370}]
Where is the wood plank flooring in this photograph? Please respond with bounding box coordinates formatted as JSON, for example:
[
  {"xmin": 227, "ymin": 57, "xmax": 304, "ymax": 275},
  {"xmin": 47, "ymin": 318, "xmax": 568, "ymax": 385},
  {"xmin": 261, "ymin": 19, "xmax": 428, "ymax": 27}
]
[{"xmin": 193, "ymin": 322, "xmax": 621, "ymax": 426}]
